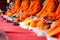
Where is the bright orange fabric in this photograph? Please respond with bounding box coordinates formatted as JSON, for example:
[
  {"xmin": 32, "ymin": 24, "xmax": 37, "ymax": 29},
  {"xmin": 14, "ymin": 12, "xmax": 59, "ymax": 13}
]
[
  {"xmin": 36, "ymin": 0, "xmax": 58, "ymax": 18},
  {"xmin": 36, "ymin": 0, "xmax": 58, "ymax": 30},
  {"xmin": 16, "ymin": 0, "xmax": 30, "ymax": 14},
  {"xmin": 20, "ymin": 0, "xmax": 42, "ymax": 21},
  {"xmin": 6, "ymin": 0, "xmax": 21, "ymax": 17},
  {"xmin": 46, "ymin": 4, "xmax": 60, "ymax": 36},
  {"xmin": 55, "ymin": 4, "xmax": 60, "ymax": 19}
]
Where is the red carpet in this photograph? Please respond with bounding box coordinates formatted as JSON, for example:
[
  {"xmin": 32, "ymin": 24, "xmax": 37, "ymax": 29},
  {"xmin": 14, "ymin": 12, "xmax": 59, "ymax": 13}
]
[{"xmin": 0, "ymin": 18, "xmax": 47, "ymax": 40}]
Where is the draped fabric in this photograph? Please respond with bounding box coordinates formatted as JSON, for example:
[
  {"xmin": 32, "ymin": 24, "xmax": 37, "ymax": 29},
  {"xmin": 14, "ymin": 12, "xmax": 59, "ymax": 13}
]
[
  {"xmin": 6, "ymin": 0, "xmax": 21, "ymax": 17},
  {"xmin": 20, "ymin": 0, "xmax": 42, "ymax": 21}
]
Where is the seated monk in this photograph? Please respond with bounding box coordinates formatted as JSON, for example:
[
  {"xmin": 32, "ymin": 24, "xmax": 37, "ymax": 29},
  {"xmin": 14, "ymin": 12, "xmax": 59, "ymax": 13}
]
[
  {"xmin": 20, "ymin": 0, "xmax": 43, "ymax": 21},
  {"xmin": 5, "ymin": 0, "xmax": 21, "ymax": 17},
  {"xmin": 37, "ymin": 4, "xmax": 60, "ymax": 40},
  {"xmin": 46, "ymin": 3, "xmax": 60, "ymax": 36},
  {"xmin": 37, "ymin": 0, "xmax": 58, "ymax": 31},
  {"xmin": 37, "ymin": 1, "xmax": 60, "ymax": 31},
  {"xmin": 36, "ymin": 0, "xmax": 58, "ymax": 18},
  {"xmin": 47, "ymin": 4, "xmax": 60, "ymax": 32}
]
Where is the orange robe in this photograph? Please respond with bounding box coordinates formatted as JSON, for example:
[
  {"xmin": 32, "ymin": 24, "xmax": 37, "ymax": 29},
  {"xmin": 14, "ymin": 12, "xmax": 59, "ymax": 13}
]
[
  {"xmin": 55, "ymin": 4, "xmax": 60, "ymax": 19},
  {"xmin": 16, "ymin": 0, "xmax": 30, "ymax": 14},
  {"xmin": 56, "ymin": 33, "xmax": 60, "ymax": 40},
  {"xmin": 6, "ymin": 0, "xmax": 21, "ymax": 17},
  {"xmin": 46, "ymin": 4, "xmax": 60, "ymax": 36},
  {"xmin": 36, "ymin": 0, "xmax": 50, "ymax": 17},
  {"xmin": 37, "ymin": 0, "xmax": 58, "ymax": 30},
  {"xmin": 46, "ymin": 19, "xmax": 60, "ymax": 37},
  {"xmin": 36, "ymin": 0, "xmax": 58, "ymax": 18},
  {"xmin": 37, "ymin": 4, "xmax": 60, "ymax": 40},
  {"xmin": 20, "ymin": 0, "xmax": 42, "ymax": 21}
]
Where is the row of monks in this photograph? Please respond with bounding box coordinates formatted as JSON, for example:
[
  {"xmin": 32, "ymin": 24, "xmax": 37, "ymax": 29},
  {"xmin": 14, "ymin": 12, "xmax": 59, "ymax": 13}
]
[{"xmin": 5, "ymin": 0, "xmax": 60, "ymax": 40}]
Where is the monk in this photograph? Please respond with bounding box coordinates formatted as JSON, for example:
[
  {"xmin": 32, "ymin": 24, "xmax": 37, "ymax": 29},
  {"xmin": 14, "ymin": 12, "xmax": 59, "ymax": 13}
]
[
  {"xmin": 37, "ymin": 3, "xmax": 60, "ymax": 40},
  {"xmin": 47, "ymin": 4, "xmax": 60, "ymax": 33},
  {"xmin": 20, "ymin": 0, "xmax": 43, "ymax": 21},
  {"xmin": 5, "ymin": 0, "xmax": 21, "ymax": 17},
  {"xmin": 15, "ymin": 0, "xmax": 30, "ymax": 20},
  {"xmin": 37, "ymin": 0, "xmax": 59, "ymax": 33},
  {"xmin": 46, "ymin": 3, "xmax": 60, "ymax": 36}
]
